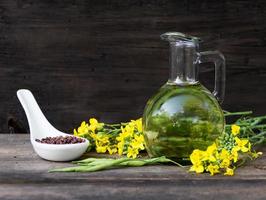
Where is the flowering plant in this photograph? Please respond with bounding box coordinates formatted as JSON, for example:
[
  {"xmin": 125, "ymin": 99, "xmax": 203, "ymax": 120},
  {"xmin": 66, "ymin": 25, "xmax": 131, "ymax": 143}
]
[
  {"xmin": 71, "ymin": 111, "xmax": 266, "ymax": 175},
  {"xmin": 189, "ymin": 111, "xmax": 265, "ymax": 176},
  {"xmin": 73, "ymin": 118, "xmax": 145, "ymax": 158},
  {"xmin": 189, "ymin": 124, "xmax": 262, "ymax": 176}
]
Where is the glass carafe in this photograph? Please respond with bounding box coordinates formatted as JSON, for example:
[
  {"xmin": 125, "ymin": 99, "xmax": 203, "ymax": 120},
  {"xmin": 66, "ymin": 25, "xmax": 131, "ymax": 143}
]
[{"xmin": 143, "ymin": 32, "xmax": 226, "ymax": 160}]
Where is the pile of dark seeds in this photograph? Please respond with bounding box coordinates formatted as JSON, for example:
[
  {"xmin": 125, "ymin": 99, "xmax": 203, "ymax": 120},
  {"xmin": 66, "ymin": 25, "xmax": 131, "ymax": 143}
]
[{"xmin": 35, "ymin": 136, "xmax": 85, "ymax": 144}]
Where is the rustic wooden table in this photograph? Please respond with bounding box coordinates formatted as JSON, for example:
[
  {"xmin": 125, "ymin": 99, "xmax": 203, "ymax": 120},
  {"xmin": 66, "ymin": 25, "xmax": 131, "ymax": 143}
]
[{"xmin": 1, "ymin": 134, "xmax": 266, "ymax": 200}]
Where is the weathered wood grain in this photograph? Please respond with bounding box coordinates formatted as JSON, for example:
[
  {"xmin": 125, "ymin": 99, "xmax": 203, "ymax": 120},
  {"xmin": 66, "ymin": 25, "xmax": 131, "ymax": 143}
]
[
  {"xmin": 0, "ymin": 0, "xmax": 265, "ymax": 133},
  {"xmin": 1, "ymin": 134, "xmax": 266, "ymax": 200}
]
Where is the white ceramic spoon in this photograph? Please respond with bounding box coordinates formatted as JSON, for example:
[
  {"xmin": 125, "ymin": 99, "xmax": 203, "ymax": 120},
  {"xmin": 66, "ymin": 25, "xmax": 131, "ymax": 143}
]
[{"xmin": 17, "ymin": 89, "xmax": 89, "ymax": 161}]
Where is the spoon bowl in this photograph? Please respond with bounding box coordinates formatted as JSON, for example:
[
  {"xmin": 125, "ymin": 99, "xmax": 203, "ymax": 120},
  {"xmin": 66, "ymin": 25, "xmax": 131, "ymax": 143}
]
[
  {"xmin": 17, "ymin": 89, "xmax": 89, "ymax": 161},
  {"xmin": 32, "ymin": 138, "xmax": 89, "ymax": 162}
]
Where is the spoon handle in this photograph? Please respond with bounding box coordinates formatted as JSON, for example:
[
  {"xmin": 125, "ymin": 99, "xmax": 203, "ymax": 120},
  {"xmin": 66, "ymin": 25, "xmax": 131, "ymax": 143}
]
[{"xmin": 17, "ymin": 89, "xmax": 58, "ymax": 139}]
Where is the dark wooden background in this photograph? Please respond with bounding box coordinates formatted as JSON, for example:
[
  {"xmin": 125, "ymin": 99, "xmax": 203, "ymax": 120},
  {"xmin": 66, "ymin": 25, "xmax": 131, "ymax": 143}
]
[{"xmin": 0, "ymin": 0, "xmax": 266, "ymax": 133}]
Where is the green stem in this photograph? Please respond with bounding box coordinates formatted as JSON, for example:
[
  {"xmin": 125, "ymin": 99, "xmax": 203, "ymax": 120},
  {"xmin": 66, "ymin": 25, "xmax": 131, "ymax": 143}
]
[
  {"xmin": 49, "ymin": 157, "xmax": 183, "ymax": 173},
  {"xmin": 104, "ymin": 122, "xmax": 130, "ymax": 128},
  {"xmin": 104, "ymin": 124, "xmax": 121, "ymax": 128},
  {"xmin": 249, "ymin": 124, "xmax": 266, "ymax": 129},
  {"xmin": 49, "ymin": 158, "xmax": 131, "ymax": 172},
  {"xmin": 224, "ymin": 111, "xmax": 253, "ymax": 117},
  {"xmin": 106, "ymin": 129, "xmax": 121, "ymax": 135},
  {"xmin": 225, "ymin": 123, "xmax": 249, "ymax": 128},
  {"xmin": 243, "ymin": 116, "xmax": 266, "ymax": 123},
  {"xmin": 226, "ymin": 124, "xmax": 266, "ymax": 130},
  {"xmin": 255, "ymin": 137, "xmax": 265, "ymax": 145},
  {"xmin": 165, "ymin": 159, "xmax": 185, "ymax": 168},
  {"xmin": 250, "ymin": 131, "xmax": 266, "ymax": 139}
]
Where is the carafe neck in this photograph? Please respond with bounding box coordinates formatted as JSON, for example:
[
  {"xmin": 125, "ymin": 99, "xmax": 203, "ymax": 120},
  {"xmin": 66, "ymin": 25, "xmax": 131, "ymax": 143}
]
[{"xmin": 168, "ymin": 41, "xmax": 199, "ymax": 85}]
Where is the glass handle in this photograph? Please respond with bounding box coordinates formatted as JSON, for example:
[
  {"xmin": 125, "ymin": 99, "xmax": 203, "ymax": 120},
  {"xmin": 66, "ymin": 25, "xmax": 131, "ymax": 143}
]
[{"xmin": 199, "ymin": 51, "xmax": 226, "ymax": 104}]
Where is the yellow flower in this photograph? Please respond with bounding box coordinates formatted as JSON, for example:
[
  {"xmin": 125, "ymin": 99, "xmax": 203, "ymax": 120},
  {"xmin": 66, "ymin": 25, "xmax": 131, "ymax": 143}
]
[
  {"xmin": 224, "ymin": 168, "xmax": 234, "ymax": 176},
  {"xmin": 235, "ymin": 137, "xmax": 250, "ymax": 152},
  {"xmin": 205, "ymin": 143, "xmax": 217, "ymax": 162},
  {"xmin": 220, "ymin": 158, "xmax": 231, "ymax": 168},
  {"xmin": 207, "ymin": 164, "xmax": 220, "ymax": 176},
  {"xmin": 127, "ymin": 147, "xmax": 139, "ymax": 158},
  {"xmin": 135, "ymin": 134, "xmax": 144, "ymax": 142},
  {"xmin": 73, "ymin": 129, "xmax": 79, "ymax": 136},
  {"xmin": 96, "ymin": 146, "xmax": 108, "ymax": 153},
  {"xmin": 218, "ymin": 149, "xmax": 231, "ymax": 168},
  {"xmin": 107, "ymin": 146, "xmax": 117, "ymax": 155},
  {"xmin": 116, "ymin": 127, "xmax": 130, "ymax": 141},
  {"xmin": 219, "ymin": 149, "xmax": 230, "ymax": 160},
  {"xmin": 189, "ymin": 163, "xmax": 204, "ymax": 174},
  {"xmin": 190, "ymin": 149, "xmax": 205, "ymax": 164},
  {"xmin": 131, "ymin": 134, "xmax": 145, "ymax": 150},
  {"xmin": 117, "ymin": 141, "xmax": 125, "ymax": 155},
  {"xmin": 189, "ymin": 149, "xmax": 206, "ymax": 174},
  {"xmin": 230, "ymin": 147, "xmax": 239, "ymax": 163},
  {"xmin": 116, "ymin": 121, "xmax": 145, "ymax": 158},
  {"xmin": 125, "ymin": 124, "xmax": 135, "ymax": 136},
  {"xmin": 89, "ymin": 118, "xmax": 98, "ymax": 125},
  {"xmin": 231, "ymin": 124, "xmax": 240, "ymax": 136},
  {"xmin": 97, "ymin": 135, "xmax": 109, "ymax": 143},
  {"xmin": 118, "ymin": 124, "xmax": 134, "ymax": 140},
  {"xmin": 92, "ymin": 133, "xmax": 111, "ymax": 154},
  {"xmin": 88, "ymin": 118, "xmax": 103, "ymax": 133},
  {"xmin": 207, "ymin": 143, "xmax": 217, "ymax": 152},
  {"xmin": 132, "ymin": 118, "xmax": 143, "ymax": 132},
  {"xmin": 89, "ymin": 132, "xmax": 97, "ymax": 140},
  {"xmin": 74, "ymin": 121, "xmax": 89, "ymax": 136},
  {"xmin": 117, "ymin": 126, "xmax": 135, "ymax": 156},
  {"xmin": 74, "ymin": 118, "xmax": 104, "ymax": 137}
]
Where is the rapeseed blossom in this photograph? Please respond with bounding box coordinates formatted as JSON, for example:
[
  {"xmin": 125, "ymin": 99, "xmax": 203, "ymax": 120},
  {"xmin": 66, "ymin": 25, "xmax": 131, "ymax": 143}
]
[
  {"xmin": 231, "ymin": 124, "xmax": 240, "ymax": 136},
  {"xmin": 73, "ymin": 114, "xmax": 263, "ymax": 176},
  {"xmin": 73, "ymin": 117, "xmax": 145, "ymax": 158},
  {"xmin": 189, "ymin": 124, "xmax": 262, "ymax": 176},
  {"xmin": 116, "ymin": 118, "xmax": 145, "ymax": 158}
]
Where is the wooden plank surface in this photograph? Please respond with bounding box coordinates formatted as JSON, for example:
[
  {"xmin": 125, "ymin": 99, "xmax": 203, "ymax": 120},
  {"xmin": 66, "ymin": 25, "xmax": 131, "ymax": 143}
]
[
  {"xmin": 0, "ymin": 0, "xmax": 266, "ymax": 133},
  {"xmin": 1, "ymin": 134, "xmax": 266, "ymax": 200}
]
